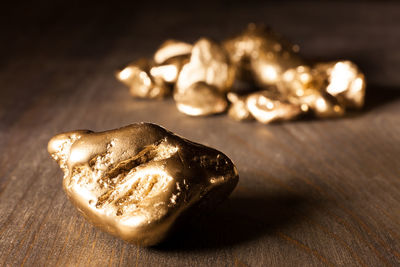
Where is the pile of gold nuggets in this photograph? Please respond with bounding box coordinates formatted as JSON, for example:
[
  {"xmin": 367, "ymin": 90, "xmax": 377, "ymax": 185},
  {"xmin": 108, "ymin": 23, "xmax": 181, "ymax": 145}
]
[{"xmin": 116, "ymin": 24, "xmax": 366, "ymax": 124}]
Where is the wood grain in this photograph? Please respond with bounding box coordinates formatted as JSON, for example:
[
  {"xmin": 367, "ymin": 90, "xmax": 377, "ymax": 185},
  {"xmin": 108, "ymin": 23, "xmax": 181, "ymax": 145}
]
[{"xmin": 1, "ymin": 1, "xmax": 400, "ymax": 266}]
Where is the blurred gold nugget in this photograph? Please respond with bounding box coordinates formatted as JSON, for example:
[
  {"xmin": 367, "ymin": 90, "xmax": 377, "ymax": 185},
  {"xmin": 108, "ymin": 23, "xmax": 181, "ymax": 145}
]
[
  {"xmin": 227, "ymin": 93, "xmax": 253, "ymax": 121},
  {"xmin": 314, "ymin": 60, "xmax": 365, "ymax": 109},
  {"xmin": 153, "ymin": 39, "xmax": 192, "ymax": 64},
  {"xmin": 246, "ymin": 91, "xmax": 302, "ymax": 123},
  {"xmin": 227, "ymin": 91, "xmax": 301, "ymax": 123},
  {"xmin": 223, "ymin": 23, "xmax": 303, "ymax": 85},
  {"xmin": 176, "ymin": 38, "xmax": 235, "ymax": 94},
  {"xmin": 116, "ymin": 24, "xmax": 366, "ymax": 123},
  {"xmin": 291, "ymin": 90, "xmax": 345, "ymax": 118},
  {"xmin": 279, "ymin": 65, "xmax": 341, "ymax": 118},
  {"xmin": 116, "ymin": 59, "xmax": 170, "ymax": 99},
  {"xmin": 280, "ymin": 60, "xmax": 364, "ymax": 117},
  {"xmin": 48, "ymin": 123, "xmax": 238, "ymax": 246},
  {"xmin": 174, "ymin": 82, "xmax": 228, "ymax": 116},
  {"xmin": 150, "ymin": 56, "xmax": 187, "ymax": 84}
]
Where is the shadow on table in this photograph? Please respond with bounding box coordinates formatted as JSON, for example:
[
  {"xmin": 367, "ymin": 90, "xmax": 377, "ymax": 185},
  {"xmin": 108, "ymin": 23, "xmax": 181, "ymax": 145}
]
[
  {"xmin": 362, "ymin": 84, "xmax": 400, "ymax": 112},
  {"xmin": 153, "ymin": 186, "xmax": 326, "ymax": 252}
]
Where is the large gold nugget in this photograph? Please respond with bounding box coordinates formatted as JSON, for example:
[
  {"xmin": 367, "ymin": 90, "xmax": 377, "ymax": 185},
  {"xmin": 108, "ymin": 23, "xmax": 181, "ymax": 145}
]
[
  {"xmin": 116, "ymin": 59, "xmax": 170, "ymax": 99},
  {"xmin": 176, "ymin": 38, "xmax": 235, "ymax": 93},
  {"xmin": 48, "ymin": 123, "xmax": 239, "ymax": 246}
]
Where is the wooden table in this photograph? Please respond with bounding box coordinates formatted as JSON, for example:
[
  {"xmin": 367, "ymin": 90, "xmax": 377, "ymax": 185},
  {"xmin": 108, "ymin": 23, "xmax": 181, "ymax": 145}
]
[{"xmin": 1, "ymin": 1, "xmax": 399, "ymax": 266}]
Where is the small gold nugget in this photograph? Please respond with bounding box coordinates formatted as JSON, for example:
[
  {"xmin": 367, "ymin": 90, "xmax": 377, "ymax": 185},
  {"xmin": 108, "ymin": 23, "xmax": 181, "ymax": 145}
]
[
  {"xmin": 314, "ymin": 60, "xmax": 366, "ymax": 109},
  {"xmin": 174, "ymin": 82, "xmax": 228, "ymax": 116},
  {"xmin": 223, "ymin": 23, "xmax": 303, "ymax": 85},
  {"xmin": 227, "ymin": 91, "xmax": 301, "ymax": 123},
  {"xmin": 48, "ymin": 123, "xmax": 239, "ymax": 246},
  {"xmin": 279, "ymin": 60, "xmax": 365, "ymax": 117},
  {"xmin": 291, "ymin": 90, "xmax": 345, "ymax": 118},
  {"xmin": 153, "ymin": 39, "xmax": 192, "ymax": 65},
  {"xmin": 279, "ymin": 65, "xmax": 345, "ymax": 118},
  {"xmin": 246, "ymin": 91, "xmax": 302, "ymax": 123},
  {"xmin": 176, "ymin": 38, "xmax": 235, "ymax": 94},
  {"xmin": 116, "ymin": 59, "xmax": 170, "ymax": 99},
  {"xmin": 150, "ymin": 56, "xmax": 187, "ymax": 84},
  {"xmin": 227, "ymin": 93, "xmax": 253, "ymax": 121}
]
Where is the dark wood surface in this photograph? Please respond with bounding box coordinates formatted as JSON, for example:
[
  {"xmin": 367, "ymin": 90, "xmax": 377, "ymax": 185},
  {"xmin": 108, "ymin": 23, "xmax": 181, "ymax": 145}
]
[{"xmin": 1, "ymin": 1, "xmax": 400, "ymax": 266}]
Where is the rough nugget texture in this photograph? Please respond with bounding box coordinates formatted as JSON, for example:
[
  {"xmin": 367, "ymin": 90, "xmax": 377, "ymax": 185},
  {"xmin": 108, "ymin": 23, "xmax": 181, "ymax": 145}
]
[{"xmin": 48, "ymin": 123, "xmax": 239, "ymax": 246}]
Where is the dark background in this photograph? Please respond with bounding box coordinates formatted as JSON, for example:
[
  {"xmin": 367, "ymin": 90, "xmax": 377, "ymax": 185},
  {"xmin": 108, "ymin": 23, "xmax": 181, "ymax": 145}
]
[
  {"xmin": 0, "ymin": 1, "xmax": 399, "ymax": 266},
  {"xmin": 2, "ymin": 0, "xmax": 400, "ymax": 86}
]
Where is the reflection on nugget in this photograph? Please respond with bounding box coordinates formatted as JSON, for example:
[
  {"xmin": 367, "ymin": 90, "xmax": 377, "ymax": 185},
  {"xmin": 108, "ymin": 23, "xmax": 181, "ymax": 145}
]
[{"xmin": 48, "ymin": 123, "xmax": 239, "ymax": 246}]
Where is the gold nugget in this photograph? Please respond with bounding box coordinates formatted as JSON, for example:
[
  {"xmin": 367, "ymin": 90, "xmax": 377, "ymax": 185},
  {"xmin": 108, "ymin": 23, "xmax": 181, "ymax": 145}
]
[
  {"xmin": 227, "ymin": 93, "xmax": 254, "ymax": 121},
  {"xmin": 246, "ymin": 91, "xmax": 302, "ymax": 123},
  {"xmin": 227, "ymin": 91, "xmax": 301, "ymax": 123},
  {"xmin": 280, "ymin": 66, "xmax": 345, "ymax": 118},
  {"xmin": 279, "ymin": 60, "xmax": 365, "ymax": 117},
  {"xmin": 153, "ymin": 39, "xmax": 192, "ymax": 64},
  {"xmin": 223, "ymin": 23, "xmax": 303, "ymax": 86},
  {"xmin": 314, "ymin": 60, "xmax": 365, "ymax": 109},
  {"xmin": 48, "ymin": 123, "xmax": 239, "ymax": 246},
  {"xmin": 174, "ymin": 82, "xmax": 228, "ymax": 116},
  {"xmin": 150, "ymin": 56, "xmax": 187, "ymax": 84},
  {"xmin": 279, "ymin": 65, "xmax": 315, "ymax": 97},
  {"xmin": 292, "ymin": 90, "xmax": 345, "ymax": 118},
  {"xmin": 176, "ymin": 38, "xmax": 235, "ymax": 94},
  {"xmin": 116, "ymin": 59, "xmax": 170, "ymax": 99}
]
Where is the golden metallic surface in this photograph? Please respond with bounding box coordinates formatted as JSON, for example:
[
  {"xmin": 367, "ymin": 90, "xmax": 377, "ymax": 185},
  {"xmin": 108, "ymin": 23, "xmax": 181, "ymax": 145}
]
[
  {"xmin": 280, "ymin": 61, "xmax": 365, "ymax": 108},
  {"xmin": 48, "ymin": 123, "xmax": 239, "ymax": 246},
  {"xmin": 246, "ymin": 90, "xmax": 302, "ymax": 124},
  {"xmin": 279, "ymin": 65, "xmax": 315, "ymax": 96},
  {"xmin": 150, "ymin": 56, "xmax": 187, "ymax": 84},
  {"xmin": 227, "ymin": 91, "xmax": 301, "ymax": 123},
  {"xmin": 278, "ymin": 60, "xmax": 365, "ymax": 117},
  {"xmin": 174, "ymin": 82, "xmax": 228, "ymax": 116},
  {"xmin": 314, "ymin": 60, "xmax": 366, "ymax": 109},
  {"xmin": 227, "ymin": 92, "xmax": 253, "ymax": 121},
  {"xmin": 293, "ymin": 90, "xmax": 345, "ymax": 118},
  {"xmin": 223, "ymin": 23, "xmax": 303, "ymax": 86},
  {"xmin": 176, "ymin": 38, "xmax": 235, "ymax": 93},
  {"xmin": 115, "ymin": 24, "xmax": 366, "ymax": 122},
  {"xmin": 116, "ymin": 59, "xmax": 170, "ymax": 99},
  {"xmin": 251, "ymin": 48, "xmax": 302, "ymax": 87},
  {"xmin": 153, "ymin": 39, "xmax": 192, "ymax": 64}
]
